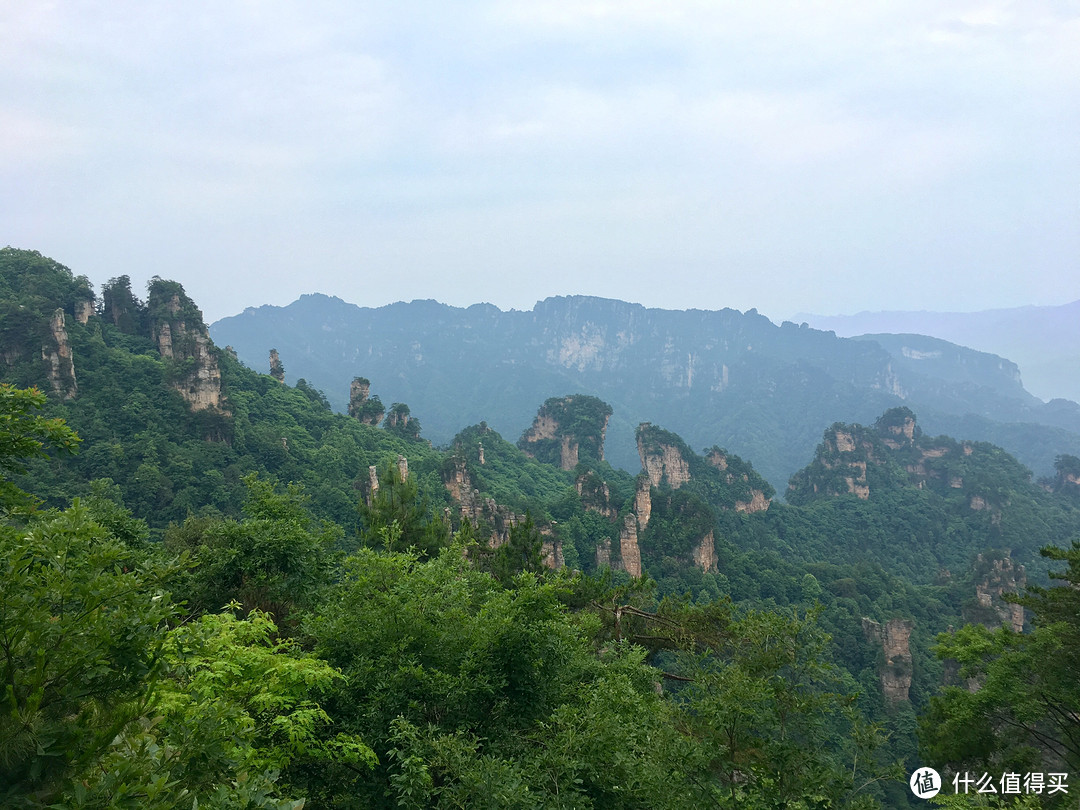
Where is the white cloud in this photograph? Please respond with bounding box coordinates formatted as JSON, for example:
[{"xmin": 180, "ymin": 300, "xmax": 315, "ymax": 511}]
[{"xmin": 2, "ymin": 0, "xmax": 1077, "ymax": 322}]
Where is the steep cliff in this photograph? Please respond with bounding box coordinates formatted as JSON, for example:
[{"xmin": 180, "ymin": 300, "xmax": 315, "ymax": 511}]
[
  {"xmin": 269, "ymin": 349, "xmax": 285, "ymax": 383},
  {"xmin": 966, "ymin": 553, "xmax": 1026, "ymax": 632},
  {"xmin": 788, "ymin": 407, "xmax": 1030, "ymax": 518},
  {"xmin": 348, "ymin": 377, "xmax": 385, "ymax": 425},
  {"xmin": 576, "ymin": 470, "xmax": 618, "ymax": 519},
  {"xmin": 862, "ymin": 618, "xmax": 914, "ymax": 705},
  {"xmin": 0, "ymin": 249, "xmax": 93, "ymax": 391},
  {"xmin": 1050, "ymin": 454, "xmax": 1080, "ymax": 499},
  {"xmin": 618, "ymin": 514, "xmax": 643, "ymax": 577},
  {"xmin": 634, "ymin": 476, "xmax": 652, "ymax": 529},
  {"xmin": 636, "ymin": 424, "xmax": 773, "ymax": 513},
  {"xmin": 636, "ymin": 424, "xmax": 692, "ymax": 489},
  {"xmin": 41, "ymin": 308, "xmax": 77, "ymax": 400},
  {"xmin": 518, "ymin": 395, "xmax": 612, "ymax": 470},
  {"xmin": 148, "ymin": 279, "xmax": 226, "ymax": 414},
  {"xmin": 704, "ymin": 448, "xmax": 772, "ymax": 513}
]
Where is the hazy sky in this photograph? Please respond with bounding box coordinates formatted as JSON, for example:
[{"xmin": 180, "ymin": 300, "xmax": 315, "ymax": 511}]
[{"xmin": 4, "ymin": 1, "xmax": 1078, "ymax": 324}]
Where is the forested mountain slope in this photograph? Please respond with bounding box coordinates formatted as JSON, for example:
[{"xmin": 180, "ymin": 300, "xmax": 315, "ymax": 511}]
[
  {"xmin": 5, "ymin": 247, "xmax": 1080, "ymax": 807},
  {"xmin": 211, "ymin": 292, "xmax": 1080, "ymax": 491}
]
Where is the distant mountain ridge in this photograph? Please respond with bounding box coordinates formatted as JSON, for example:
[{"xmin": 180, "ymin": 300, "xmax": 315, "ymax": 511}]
[
  {"xmin": 211, "ymin": 294, "xmax": 1080, "ymax": 491},
  {"xmin": 797, "ymin": 300, "xmax": 1080, "ymax": 404}
]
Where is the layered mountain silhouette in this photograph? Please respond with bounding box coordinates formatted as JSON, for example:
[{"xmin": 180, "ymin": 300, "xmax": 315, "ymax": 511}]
[
  {"xmin": 211, "ymin": 294, "xmax": 1080, "ymax": 490},
  {"xmin": 798, "ymin": 300, "xmax": 1080, "ymax": 405}
]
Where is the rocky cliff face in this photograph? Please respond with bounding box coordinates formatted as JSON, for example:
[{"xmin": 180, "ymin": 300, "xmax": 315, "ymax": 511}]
[
  {"xmin": 637, "ymin": 425, "xmax": 691, "ymax": 489},
  {"xmin": 634, "ymin": 476, "xmax": 652, "ymax": 529},
  {"xmin": 442, "ymin": 453, "xmax": 557, "ymax": 562},
  {"xmin": 149, "ymin": 284, "xmax": 225, "ymax": 413},
  {"xmin": 862, "ymin": 618, "xmax": 914, "ymax": 705},
  {"xmin": 347, "ymin": 377, "xmax": 385, "ymax": 425},
  {"xmin": 788, "ymin": 407, "xmax": 1018, "ymax": 515},
  {"xmin": 518, "ymin": 395, "xmax": 612, "ymax": 470},
  {"xmin": 692, "ymin": 530, "xmax": 717, "ymax": 572},
  {"xmin": 75, "ymin": 300, "xmax": 94, "ymax": 325},
  {"xmin": 968, "ymin": 553, "xmax": 1026, "ymax": 632},
  {"xmin": 41, "ymin": 308, "xmax": 77, "ymax": 400},
  {"xmin": 706, "ymin": 449, "xmax": 771, "ymax": 513},
  {"xmin": 618, "ymin": 514, "xmax": 642, "ymax": 577},
  {"xmin": 269, "ymin": 349, "xmax": 285, "ymax": 383},
  {"xmin": 576, "ymin": 470, "xmax": 618, "ymax": 519}
]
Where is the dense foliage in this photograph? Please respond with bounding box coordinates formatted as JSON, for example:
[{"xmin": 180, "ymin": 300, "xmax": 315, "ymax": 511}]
[{"xmin": 4, "ymin": 248, "xmax": 1080, "ymax": 807}]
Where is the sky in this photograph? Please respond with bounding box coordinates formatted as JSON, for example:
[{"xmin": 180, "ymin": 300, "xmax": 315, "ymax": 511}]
[{"xmin": 3, "ymin": 1, "xmax": 1079, "ymax": 325}]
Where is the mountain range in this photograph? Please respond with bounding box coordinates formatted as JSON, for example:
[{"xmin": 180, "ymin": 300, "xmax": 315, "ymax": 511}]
[
  {"xmin": 211, "ymin": 294, "xmax": 1080, "ymax": 492},
  {"xmin": 798, "ymin": 300, "xmax": 1080, "ymax": 405}
]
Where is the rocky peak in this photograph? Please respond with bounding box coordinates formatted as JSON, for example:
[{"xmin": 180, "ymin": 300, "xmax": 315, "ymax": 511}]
[
  {"xmin": 101, "ymin": 275, "xmax": 143, "ymax": 333},
  {"xmin": 1051, "ymin": 455, "xmax": 1080, "ymax": 498},
  {"xmin": 875, "ymin": 406, "xmax": 918, "ymax": 449},
  {"xmin": 862, "ymin": 618, "xmax": 914, "ymax": 705},
  {"xmin": 705, "ymin": 449, "xmax": 728, "ymax": 470},
  {"xmin": 576, "ymin": 470, "xmax": 617, "ymax": 518},
  {"xmin": 385, "ymin": 403, "xmax": 414, "ymax": 432},
  {"xmin": 41, "ymin": 308, "xmax": 77, "ymax": 400},
  {"xmin": 147, "ymin": 280, "xmax": 225, "ymax": 414},
  {"xmin": 518, "ymin": 395, "xmax": 612, "ymax": 470},
  {"xmin": 968, "ymin": 553, "xmax": 1026, "ymax": 632},
  {"xmin": 347, "ymin": 377, "xmax": 385, "ymax": 425},
  {"xmin": 269, "ymin": 349, "xmax": 285, "ymax": 383},
  {"xmin": 707, "ymin": 447, "xmax": 772, "ymax": 513},
  {"xmin": 636, "ymin": 424, "xmax": 691, "ymax": 489},
  {"xmin": 441, "ymin": 453, "xmax": 540, "ymax": 556}
]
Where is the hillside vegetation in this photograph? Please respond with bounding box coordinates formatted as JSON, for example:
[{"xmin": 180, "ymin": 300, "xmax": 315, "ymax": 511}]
[
  {"xmin": 211, "ymin": 292, "xmax": 1080, "ymax": 490},
  {"xmin": 3, "ymin": 247, "xmax": 1080, "ymax": 807}
]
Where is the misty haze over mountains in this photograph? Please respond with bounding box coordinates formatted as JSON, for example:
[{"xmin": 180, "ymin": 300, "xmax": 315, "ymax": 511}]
[
  {"xmin": 211, "ymin": 294, "xmax": 1080, "ymax": 493},
  {"xmin": 797, "ymin": 300, "xmax": 1080, "ymax": 405}
]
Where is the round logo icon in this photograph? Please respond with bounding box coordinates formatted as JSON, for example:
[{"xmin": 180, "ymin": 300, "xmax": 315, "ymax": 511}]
[{"xmin": 909, "ymin": 767, "xmax": 942, "ymax": 799}]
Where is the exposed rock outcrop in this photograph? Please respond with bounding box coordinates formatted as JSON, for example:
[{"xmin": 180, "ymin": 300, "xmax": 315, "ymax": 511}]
[
  {"xmin": 442, "ymin": 455, "xmax": 543, "ymax": 558},
  {"xmin": 692, "ymin": 530, "xmax": 717, "ymax": 572},
  {"xmin": 368, "ymin": 465, "xmax": 379, "ymax": 504},
  {"xmin": 518, "ymin": 395, "xmax": 612, "ymax": 470},
  {"xmin": 560, "ymin": 435, "xmax": 579, "ymax": 470},
  {"xmin": 863, "ymin": 618, "xmax": 914, "ymax": 705},
  {"xmin": 969, "ymin": 553, "xmax": 1025, "ymax": 632},
  {"xmin": 75, "ymin": 300, "xmax": 94, "ymax": 325},
  {"xmin": 880, "ymin": 411, "xmax": 916, "ymax": 449},
  {"xmin": 385, "ymin": 404, "xmax": 413, "ymax": 432},
  {"xmin": 541, "ymin": 536, "xmax": 565, "ymax": 570},
  {"xmin": 704, "ymin": 446, "xmax": 773, "ymax": 512},
  {"xmin": 576, "ymin": 471, "xmax": 618, "ymax": 519},
  {"xmin": 637, "ymin": 425, "xmax": 691, "ymax": 489},
  {"xmin": 269, "ymin": 349, "xmax": 285, "ymax": 383},
  {"xmin": 595, "ymin": 537, "xmax": 611, "ymax": 569},
  {"xmin": 618, "ymin": 514, "xmax": 643, "ymax": 577},
  {"xmin": 41, "ymin": 308, "xmax": 77, "ymax": 400},
  {"xmin": 348, "ymin": 377, "xmax": 384, "ymax": 425},
  {"xmin": 634, "ymin": 477, "xmax": 652, "ymax": 529},
  {"xmin": 787, "ymin": 408, "xmax": 1021, "ymax": 508},
  {"xmin": 735, "ymin": 490, "xmax": 771, "ymax": 514},
  {"xmin": 148, "ymin": 284, "xmax": 226, "ymax": 413}
]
